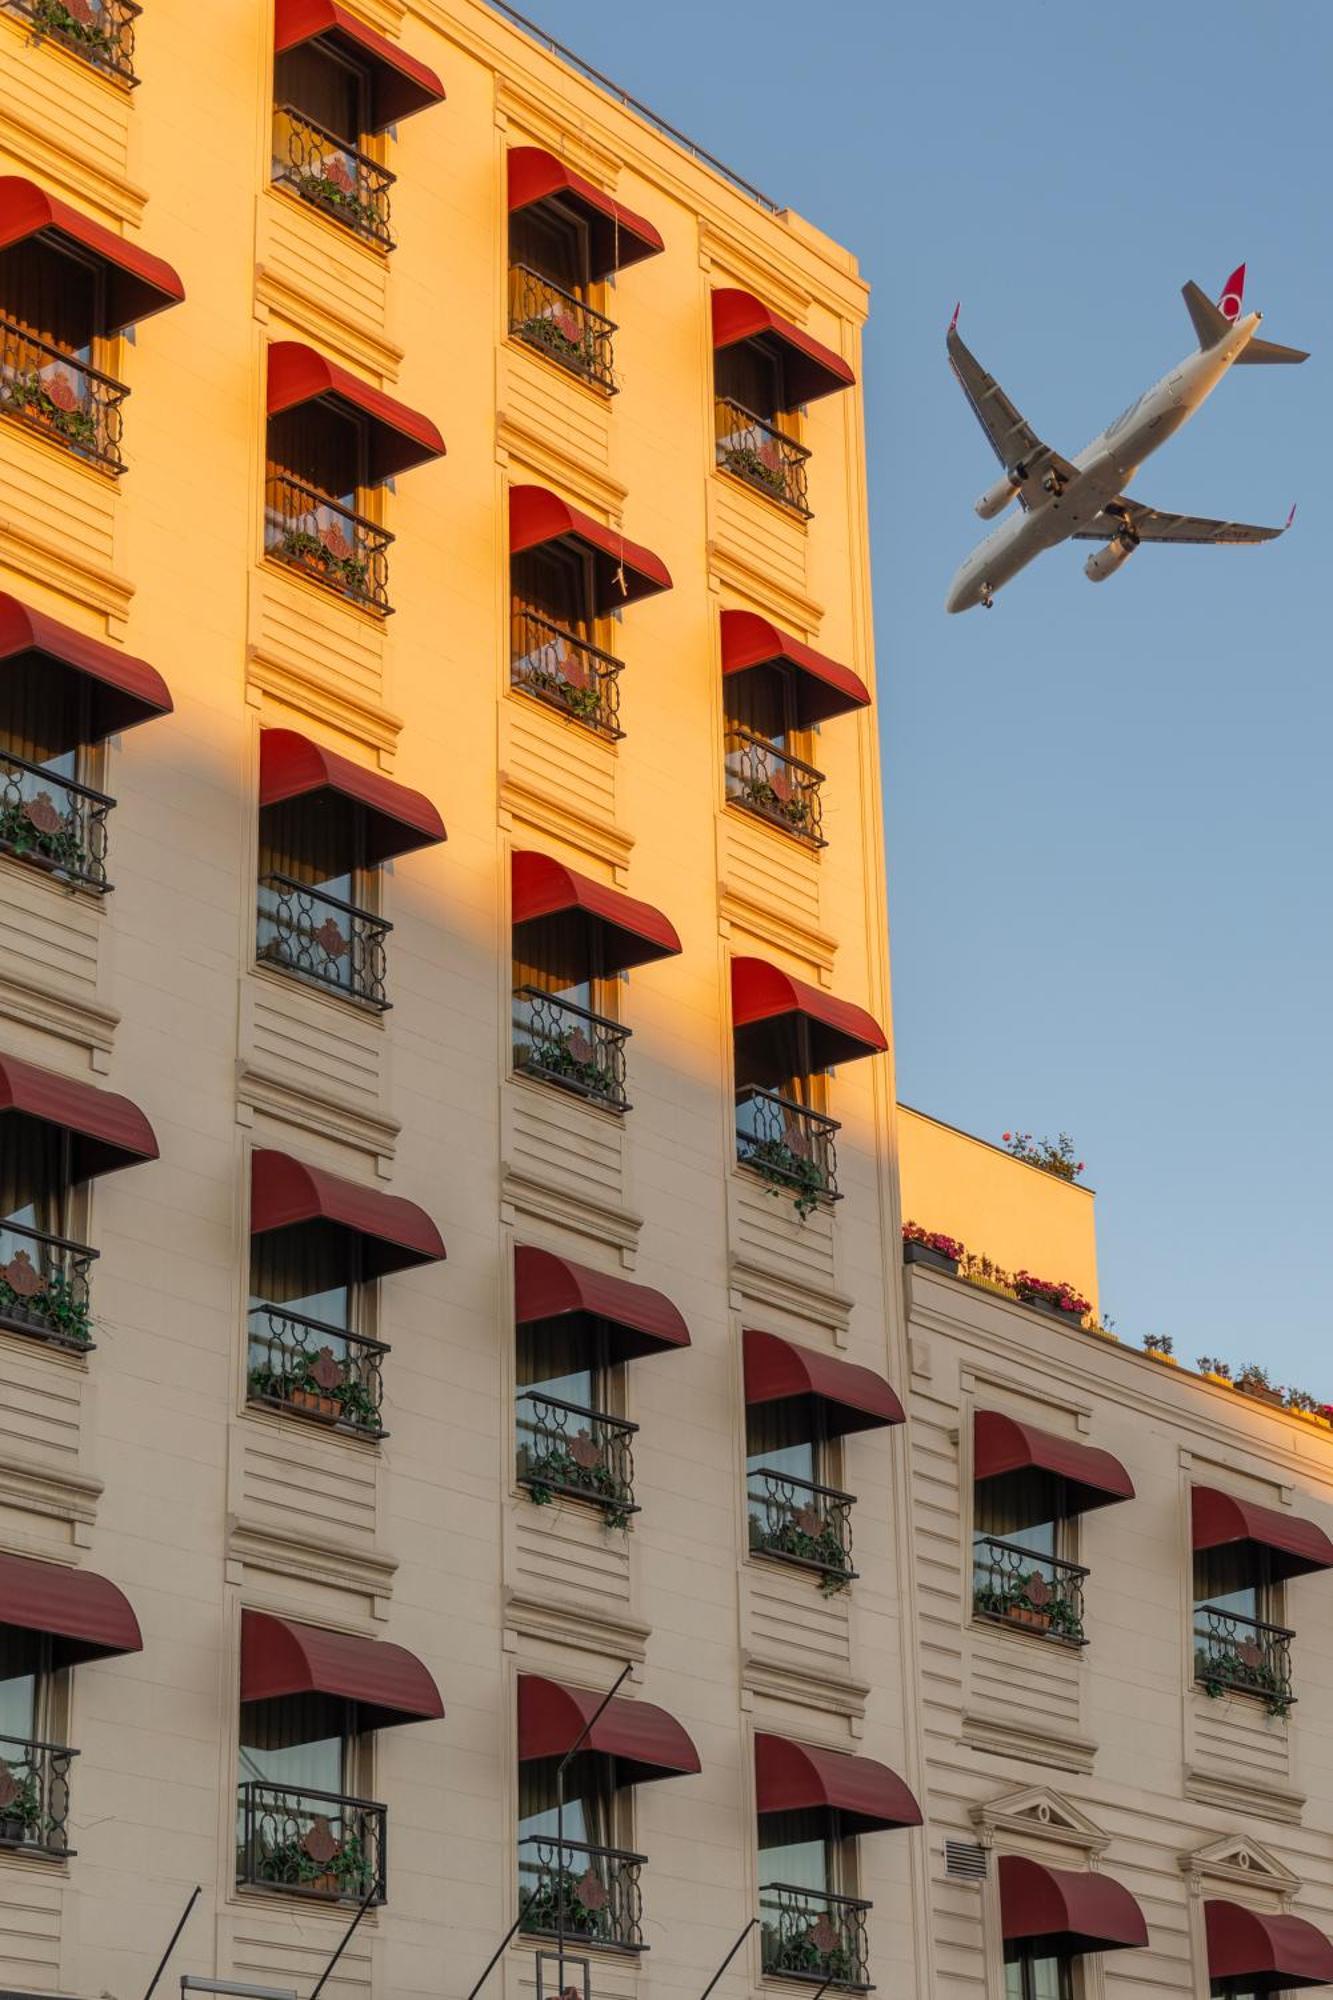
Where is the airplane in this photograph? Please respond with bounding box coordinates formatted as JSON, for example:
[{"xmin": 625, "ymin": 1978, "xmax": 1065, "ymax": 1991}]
[{"xmin": 945, "ymin": 265, "xmax": 1307, "ymax": 612}]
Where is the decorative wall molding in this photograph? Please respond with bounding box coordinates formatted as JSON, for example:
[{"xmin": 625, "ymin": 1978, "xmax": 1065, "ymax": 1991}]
[
  {"xmin": 498, "ymin": 769, "xmax": 633, "ymax": 875},
  {"xmin": 496, "ymin": 408, "xmax": 626, "ymax": 518},
  {"xmin": 0, "ymin": 516, "xmax": 133, "ymax": 634},
  {"xmin": 717, "ymin": 885, "xmax": 836, "ymax": 978},
  {"xmin": 742, "ymin": 1652, "xmax": 870, "ymax": 1724},
  {"xmin": 0, "ymin": 957, "xmax": 117, "ymax": 1066},
  {"xmin": 254, "ymin": 258, "xmax": 404, "ymax": 385},
  {"xmin": 247, "ymin": 647, "xmax": 403, "ymax": 762},
  {"xmin": 494, "ymin": 81, "xmax": 623, "ymax": 184},
  {"xmin": 0, "ymin": 1448, "xmax": 101, "ymax": 1543},
  {"xmin": 728, "ymin": 1254, "xmax": 853, "ymax": 1334},
  {"xmin": 969, "ymin": 1782, "xmax": 1108, "ymax": 1854},
  {"xmin": 236, "ymin": 1058, "xmax": 401, "ymax": 1169},
  {"xmin": 1177, "ymin": 1831, "xmax": 1299, "ymax": 1904},
  {"xmin": 1184, "ymin": 1763, "xmax": 1305, "ymax": 1827},
  {"xmin": 706, "ymin": 540, "xmax": 823, "ymax": 636},
  {"xmin": 500, "ymin": 1159, "xmax": 642, "ymax": 1262},
  {"xmin": 227, "ymin": 1514, "xmax": 398, "ymax": 1618},
  {"xmin": 503, "ymin": 1586, "xmax": 650, "ymax": 1664},
  {"xmin": 961, "ymin": 1711, "xmax": 1098, "ymax": 1779}
]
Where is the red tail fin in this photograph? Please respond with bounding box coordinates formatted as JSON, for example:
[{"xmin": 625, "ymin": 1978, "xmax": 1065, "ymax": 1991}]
[{"xmin": 1217, "ymin": 263, "xmax": 1246, "ymax": 320}]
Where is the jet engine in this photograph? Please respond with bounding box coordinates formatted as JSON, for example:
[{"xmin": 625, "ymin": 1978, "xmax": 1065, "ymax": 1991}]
[
  {"xmin": 974, "ymin": 472, "xmax": 1023, "ymax": 520},
  {"xmin": 1084, "ymin": 535, "xmax": 1137, "ymax": 583}
]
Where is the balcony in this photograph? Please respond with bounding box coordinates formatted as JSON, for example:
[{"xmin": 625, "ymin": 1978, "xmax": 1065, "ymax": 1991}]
[
  {"xmin": 0, "ymin": 1219, "xmax": 96, "ymax": 1351},
  {"xmin": 972, "ymin": 1535, "xmax": 1088, "ymax": 1646},
  {"xmin": 759, "ymin": 1883, "xmax": 871, "ymax": 1991},
  {"xmin": 1195, "ymin": 1605, "xmax": 1295, "ymax": 1716},
  {"xmin": 748, "ymin": 1467, "xmax": 856, "ymax": 1586},
  {"xmin": 4, "ymin": 0, "xmax": 140, "ymax": 85},
  {"xmin": 513, "ymin": 986, "xmax": 630, "ymax": 1113},
  {"xmin": 736, "ymin": 1087, "xmax": 840, "ymax": 1213},
  {"xmin": 0, "ymin": 1735, "xmax": 76, "ymax": 1858},
  {"xmin": 509, "ymin": 264, "xmax": 616, "ymax": 393},
  {"xmin": 257, "ymin": 872, "xmax": 391, "ymax": 1011},
  {"xmin": 518, "ymin": 1835, "xmax": 645, "ymax": 1952},
  {"xmin": 272, "ymin": 106, "xmax": 395, "ymax": 251},
  {"xmin": 0, "ymin": 318, "xmax": 126, "ymax": 473},
  {"xmin": 264, "ymin": 473, "xmax": 393, "ymax": 613},
  {"xmin": 237, "ymin": 1781, "xmax": 385, "ymax": 1904},
  {"xmin": 517, "ymin": 1390, "xmax": 638, "ymax": 1525},
  {"xmin": 247, "ymin": 1304, "xmax": 388, "ymax": 1440},
  {"xmin": 725, "ymin": 728, "xmax": 825, "ymax": 847},
  {"xmin": 511, "ymin": 607, "xmax": 623, "ymax": 739},
  {"xmin": 0, "ymin": 750, "xmax": 111, "ymax": 892},
  {"xmin": 715, "ymin": 399, "xmax": 811, "ymax": 516}
]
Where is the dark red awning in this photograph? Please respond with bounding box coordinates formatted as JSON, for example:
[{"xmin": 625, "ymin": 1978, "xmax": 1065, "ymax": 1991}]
[
  {"xmin": 517, "ymin": 1674, "xmax": 699, "ymax": 1786},
  {"xmin": 999, "ymin": 1855, "xmax": 1148, "ymax": 1957},
  {"xmin": 712, "ymin": 288, "xmax": 855, "ymax": 406},
  {"xmin": 0, "ymin": 177, "xmax": 184, "ymax": 333},
  {"xmin": 514, "ymin": 1245, "xmax": 689, "ymax": 1361},
  {"xmin": 754, "ymin": 1733, "xmax": 921, "ymax": 1835},
  {"xmin": 273, "ymin": 0, "xmax": 446, "ymax": 127},
  {"xmin": 509, "ymin": 485, "xmax": 671, "ymax": 612},
  {"xmin": 512, "ymin": 850, "xmax": 681, "ymax": 973},
  {"xmin": 267, "ymin": 342, "xmax": 445, "ymax": 482},
  {"xmin": 731, "ymin": 956, "xmax": 887, "ymax": 1069},
  {"xmin": 743, "ymin": 1328, "xmax": 904, "ymax": 1438},
  {"xmin": 250, "ymin": 1149, "xmax": 445, "ymax": 1277},
  {"xmin": 0, "ymin": 1550, "xmax": 141, "ymax": 1665},
  {"xmin": 240, "ymin": 1609, "xmax": 443, "ymax": 1731},
  {"xmin": 507, "ymin": 146, "xmax": 664, "ymax": 275},
  {"xmin": 0, "ymin": 1054, "xmax": 156, "ymax": 1181},
  {"xmin": 259, "ymin": 728, "xmax": 446, "ymax": 864},
  {"xmin": 1192, "ymin": 1485, "xmax": 1333, "ymax": 1582},
  {"xmin": 0, "ymin": 594, "xmax": 171, "ymax": 740},
  {"xmin": 1206, "ymin": 1900, "xmax": 1333, "ymax": 1992},
  {"xmin": 975, "ymin": 1411, "xmax": 1134, "ymax": 1516},
  {"xmin": 720, "ymin": 609, "xmax": 870, "ymax": 727}
]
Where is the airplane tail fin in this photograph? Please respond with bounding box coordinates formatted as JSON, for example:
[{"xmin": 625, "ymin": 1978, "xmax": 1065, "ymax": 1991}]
[
  {"xmin": 1183, "ymin": 279, "xmax": 1232, "ymax": 348},
  {"xmin": 1183, "ymin": 263, "xmax": 1309, "ymax": 362},
  {"xmin": 1235, "ymin": 336, "xmax": 1310, "ymax": 365}
]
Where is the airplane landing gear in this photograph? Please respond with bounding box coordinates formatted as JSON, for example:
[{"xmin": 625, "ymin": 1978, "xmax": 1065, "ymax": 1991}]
[
  {"xmin": 1042, "ymin": 469, "xmax": 1066, "ymax": 498},
  {"xmin": 980, "ymin": 581, "xmax": 994, "ymax": 609}
]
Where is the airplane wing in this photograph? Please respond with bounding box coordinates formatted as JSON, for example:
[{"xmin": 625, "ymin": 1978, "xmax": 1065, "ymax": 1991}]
[
  {"xmin": 1074, "ymin": 497, "xmax": 1295, "ymax": 545},
  {"xmin": 947, "ymin": 316, "xmax": 1077, "ymax": 510}
]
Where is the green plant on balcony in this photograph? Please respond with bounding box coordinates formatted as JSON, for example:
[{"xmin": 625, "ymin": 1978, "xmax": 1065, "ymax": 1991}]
[
  {"xmin": 0, "ymin": 791, "xmax": 87, "ymax": 879},
  {"xmin": 1196, "ymin": 1645, "xmax": 1292, "ymax": 1719},
  {"xmin": 975, "ymin": 1571, "xmax": 1083, "ymax": 1643},
  {"xmin": 294, "ymin": 167, "xmax": 378, "ymax": 237},
  {"xmin": 256, "ymin": 1826, "xmax": 371, "ymax": 1895},
  {"xmin": 766, "ymin": 1922, "xmax": 855, "ymax": 1986},
  {"xmin": 740, "ymin": 773, "xmax": 812, "ymax": 832},
  {"xmin": 278, "ymin": 526, "xmax": 370, "ymax": 600},
  {"xmin": 0, "ymin": 1258, "xmax": 91, "ymax": 1346},
  {"xmin": 523, "ymin": 1865, "xmax": 613, "ymax": 1941},
  {"xmin": 518, "ymin": 314, "xmax": 593, "ymax": 374},
  {"xmin": 753, "ymin": 1512, "xmax": 851, "ymax": 1593},
  {"xmin": 524, "ymin": 1439, "xmax": 631, "ymax": 1530},
  {"xmin": 720, "ymin": 439, "xmax": 790, "ymax": 501},
  {"xmin": 527, "ymin": 1030, "xmax": 616, "ymax": 1101},
  {"xmin": 333, "ymin": 1376, "xmax": 382, "ymax": 1434},
  {"xmin": 1000, "ymin": 1130, "xmax": 1085, "ymax": 1181},
  {"xmin": 7, "ymin": 371, "xmax": 100, "ymax": 455},
  {"xmin": 0, "ymin": 1767, "xmax": 42, "ymax": 1843},
  {"xmin": 522, "ymin": 659, "xmax": 606, "ymax": 727},
  {"xmin": 746, "ymin": 1135, "xmax": 828, "ymax": 1221},
  {"xmin": 32, "ymin": 0, "xmax": 115, "ymax": 58}
]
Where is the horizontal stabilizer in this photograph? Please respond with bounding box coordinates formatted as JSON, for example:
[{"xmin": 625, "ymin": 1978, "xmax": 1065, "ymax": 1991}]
[
  {"xmin": 1183, "ymin": 280, "xmax": 1231, "ymax": 349},
  {"xmin": 1235, "ymin": 335, "xmax": 1310, "ymax": 365}
]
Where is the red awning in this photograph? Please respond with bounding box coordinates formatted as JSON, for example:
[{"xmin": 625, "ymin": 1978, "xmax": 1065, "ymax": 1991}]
[
  {"xmin": 515, "ymin": 1245, "xmax": 689, "ymax": 1361},
  {"xmin": 273, "ymin": 0, "xmax": 446, "ymax": 128},
  {"xmin": 1192, "ymin": 1485, "xmax": 1333, "ymax": 1583},
  {"xmin": 720, "ymin": 609, "xmax": 870, "ymax": 726},
  {"xmin": 240, "ymin": 1609, "xmax": 443, "ymax": 1731},
  {"xmin": 509, "ymin": 486, "xmax": 671, "ymax": 612},
  {"xmin": 0, "ymin": 177, "xmax": 184, "ymax": 333},
  {"xmin": 0, "ymin": 594, "xmax": 171, "ymax": 740},
  {"xmin": 999, "ymin": 1855, "xmax": 1148, "ymax": 1957},
  {"xmin": 731, "ymin": 957, "xmax": 887, "ymax": 1070},
  {"xmin": 511, "ymin": 850, "xmax": 681, "ymax": 974},
  {"xmin": 507, "ymin": 147, "xmax": 664, "ymax": 275},
  {"xmin": 0, "ymin": 1055, "xmax": 156, "ymax": 1181},
  {"xmin": 0, "ymin": 1550, "xmax": 141, "ymax": 1665},
  {"xmin": 754, "ymin": 1733, "xmax": 921, "ymax": 1835},
  {"xmin": 974, "ymin": 1411, "xmax": 1134, "ymax": 1517},
  {"xmin": 267, "ymin": 342, "xmax": 445, "ymax": 482},
  {"xmin": 712, "ymin": 288, "xmax": 855, "ymax": 406},
  {"xmin": 259, "ymin": 728, "xmax": 446, "ymax": 864},
  {"xmin": 1206, "ymin": 1900, "xmax": 1333, "ymax": 1992},
  {"xmin": 743, "ymin": 1328, "xmax": 904, "ymax": 1438},
  {"xmin": 517, "ymin": 1674, "xmax": 699, "ymax": 1786},
  {"xmin": 250, "ymin": 1149, "xmax": 445, "ymax": 1277}
]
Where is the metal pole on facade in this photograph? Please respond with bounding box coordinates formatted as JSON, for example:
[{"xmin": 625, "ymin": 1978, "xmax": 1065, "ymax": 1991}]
[
  {"xmin": 309, "ymin": 1879, "xmax": 382, "ymax": 2000},
  {"xmin": 141, "ymin": 1885, "xmax": 202, "ymax": 2000},
  {"xmin": 696, "ymin": 1917, "xmax": 759, "ymax": 2000},
  {"xmin": 555, "ymin": 1663, "xmax": 633, "ymax": 1992}
]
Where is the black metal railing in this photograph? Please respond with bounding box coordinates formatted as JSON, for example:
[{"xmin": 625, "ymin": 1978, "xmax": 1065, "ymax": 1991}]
[
  {"xmin": 511, "ymin": 606, "xmax": 624, "ymax": 739},
  {"xmin": 748, "ymin": 1467, "xmax": 856, "ymax": 1583},
  {"xmin": 725, "ymin": 728, "xmax": 825, "ymax": 847},
  {"xmin": 272, "ymin": 106, "xmax": 395, "ymax": 250},
  {"xmin": 759, "ymin": 1884, "xmax": 871, "ymax": 1990},
  {"xmin": 518, "ymin": 1836, "xmax": 645, "ymax": 1952},
  {"xmin": 972, "ymin": 1535, "xmax": 1088, "ymax": 1646},
  {"xmin": 5, "ymin": 0, "xmax": 139, "ymax": 85},
  {"xmin": 0, "ymin": 1736, "xmax": 77, "ymax": 1857},
  {"xmin": 265, "ymin": 473, "xmax": 393, "ymax": 613},
  {"xmin": 237, "ymin": 1782, "xmax": 386, "ymax": 1904},
  {"xmin": 509, "ymin": 264, "xmax": 617, "ymax": 393},
  {"xmin": 257, "ymin": 873, "xmax": 391, "ymax": 1010},
  {"xmin": 513, "ymin": 986, "xmax": 630, "ymax": 1112},
  {"xmin": 516, "ymin": 1390, "xmax": 638, "ymax": 1522},
  {"xmin": 0, "ymin": 318, "xmax": 126, "ymax": 472},
  {"xmin": 1195, "ymin": 1605, "xmax": 1295, "ymax": 1714},
  {"xmin": 247, "ymin": 1304, "xmax": 388, "ymax": 1440},
  {"xmin": 715, "ymin": 399, "xmax": 811, "ymax": 516},
  {"xmin": 0, "ymin": 1219, "xmax": 96, "ymax": 1351},
  {"xmin": 736, "ymin": 1087, "xmax": 840, "ymax": 1210},
  {"xmin": 0, "ymin": 749, "xmax": 112, "ymax": 891}
]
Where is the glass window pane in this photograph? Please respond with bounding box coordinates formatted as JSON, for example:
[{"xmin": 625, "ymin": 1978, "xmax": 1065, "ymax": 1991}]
[
  {"xmin": 518, "ymin": 1751, "xmax": 613, "ymax": 1848},
  {"xmin": 757, "ymin": 1808, "xmax": 833, "ymax": 1893},
  {"xmin": 239, "ymin": 1695, "xmax": 345, "ymax": 1793}
]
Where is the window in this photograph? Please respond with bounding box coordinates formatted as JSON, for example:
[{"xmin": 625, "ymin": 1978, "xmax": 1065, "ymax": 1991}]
[
  {"xmin": 3, "ymin": 0, "xmax": 139, "ymax": 84},
  {"xmin": 257, "ymin": 783, "xmax": 387, "ymax": 1010},
  {"xmin": 758, "ymin": 1810, "xmax": 868, "ymax": 1989},
  {"xmin": 237, "ymin": 1691, "xmax": 381, "ymax": 1903},
  {"xmin": 712, "ymin": 290, "xmax": 855, "ymax": 519},
  {"xmin": 972, "ymin": 1468, "xmax": 1087, "ymax": 1645},
  {"xmin": 517, "ymin": 1750, "xmax": 641, "ymax": 1949},
  {"xmin": 510, "ymin": 542, "xmax": 623, "ymax": 738},
  {"xmin": 264, "ymin": 397, "xmax": 392, "ymax": 612},
  {"xmin": 247, "ymin": 1218, "xmax": 384, "ymax": 1439},
  {"xmin": 746, "ymin": 1400, "xmax": 853, "ymax": 1585},
  {"xmin": 0, "ymin": 1116, "xmax": 94, "ymax": 1351},
  {"xmin": 724, "ymin": 659, "xmax": 825, "ymax": 846},
  {"xmin": 0, "ymin": 656, "xmax": 111, "ymax": 890},
  {"xmin": 516, "ymin": 1314, "xmax": 635, "ymax": 1524},
  {"xmin": 734, "ymin": 1008, "xmax": 839, "ymax": 1213},
  {"xmin": 272, "ymin": 42, "xmax": 395, "ymax": 249},
  {"xmin": 513, "ymin": 906, "xmax": 629, "ymax": 1112},
  {"xmin": 1004, "ymin": 1948, "xmax": 1074, "ymax": 2000},
  {"xmin": 1193, "ymin": 1544, "xmax": 1291, "ymax": 1713},
  {"xmin": 0, "ymin": 235, "xmax": 125, "ymax": 471},
  {"xmin": 0, "ymin": 1626, "xmax": 70, "ymax": 1857}
]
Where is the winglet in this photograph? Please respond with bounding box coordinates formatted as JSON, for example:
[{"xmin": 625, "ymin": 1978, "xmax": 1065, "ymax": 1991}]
[
  {"xmin": 1285, "ymin": 503, "xmax": 1297, "ymax": 530},
  {"xmin": 948, "ymin": 301, "xmax": 960, "ymax": 335},
  {"xmin": 1218, "ymin": 263, "xmax": 1247, "ymax": 320}
]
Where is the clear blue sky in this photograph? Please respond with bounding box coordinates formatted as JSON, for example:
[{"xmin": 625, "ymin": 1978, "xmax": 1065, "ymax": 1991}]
[{"xmin": 508, "ymin": 1, "xmax": 1331, "ymax": 1387}]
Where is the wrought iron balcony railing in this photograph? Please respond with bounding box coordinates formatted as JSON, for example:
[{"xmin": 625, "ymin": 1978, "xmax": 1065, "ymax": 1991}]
[
  {"xmin": 272, "ymin": 106, "xmax": 395, "ymax": 250},
  {"xmin": 509, "ymin": 264, "xmax": 617, "ymax": 393},
  {"xmin": 517, "ymin": 1390, "xmax": 638, "ymax": 1523},
  {"xmin": 511, "ymin": 606, "xmax": 624, "ymax": 739},
  {"xmin": 972, "ymin": 1535, "xmax": 1089, "ymax": 1646},
  {"xmin": 5, "ymin": 0, "xmax": 140, "ymax": 85},
  {"xmin": 0, "ymin": 1219, "xmax": 96, "ymax": 1351},
  {"xmin": 518, "ymin": 1836, "xmax": 646, "ymax": 1952},
  {"xmin": 759, "ymin": 1883, "xmax": 872, "ymax": 1991},
  {"xmin": 0, "ymin": 1735, "xmax": 77, "ymax": 1858},
  {"xmin": 0, "ymin": 749, "xmax": 112, "ymax": 892},
  {"xmin": 237, "ymin": 1781, "xmax": 386, "ymax": 1904},
  {"xmin": 735, "ymin": 1087, "xmax": 840, "ymax": 1211},
  {"xmin": 1195, "ymin": 1604, "xmax": 1295, "ymax": 1714},
  {"xmin": 265, "ymin": 474, "xmax": 393, "ymax": 613},
  {"xmin": 748, "ymin": 1467, "xmax": 856, "ymax": 1584},
  {"xmin": 0, "ymin": 317, "xmax": 126, "ymax": 472},
  {"xmin": 715, "ymin": 399, "xmax": 811, "ymax": 516},
  {"xmin": 725, "ymin": 727, "xmax": 825, "ymax": 847},
  {"xmin": 513, "ymin": 986, "xmax": 630, "ymax": 1112},
  {"xmin": 247, "ymin": 1304, "xmax": 388, "ymax": 1440},
  {"xmin": 257, "ymin": 872, "xmax": 391, "ymax": 1011}
]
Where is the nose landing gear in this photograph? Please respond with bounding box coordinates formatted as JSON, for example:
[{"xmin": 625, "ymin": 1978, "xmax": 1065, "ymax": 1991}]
[{"xmin": 980, "ymin": 580, "xmax": 994, "ymax": 609}]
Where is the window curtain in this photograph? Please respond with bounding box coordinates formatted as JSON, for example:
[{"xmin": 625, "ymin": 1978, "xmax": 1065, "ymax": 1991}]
[
  {"xmin": 512, "ymin": 547, "xmax": 592, "ymax": 635},
  {"xmin": 0, "ymin": 241, "xmax": 98, "ymax": 357},
  {"xmin": 249, "ymin": 1217, "xmax": 354, "ymax": 1328},
  {"xmin": 518, "ymin": 1750, "xmax": 614, "ymax": 1850},
  {"xmin": 974, "ymin": 1469, "xmax": 1061, "ymax": 1556},
  {"xmin": 267, "ymin": 402, "xmax": 362, "ymax": 511},
  {"xmin": 510, "ymin": 202, "xmax": 590, "ymax": 296},
  {"xmin": 258, "ymin": 795, "xmax": 363, "ymax": 903},
  {"xmin": 513, "ymin": 910, "xmax": 608, "ymax": 1014},
  {"xmin": 733, "ymin": 1015, "xmax": 816, "ymax": 1102},
  {"xmin": 756, "ymin": 1807, "xmax": 834, "ymax": 1894},
  {"xmin": 1194, "ymin": 1543, "xmax": 1265, "ymax": 1616},
  {"xmin": 0, "ymin": 1118, "xmax": 64, "ymax": 1232},
  {"xmin": 238, "ymin": 1694, "xmax": 346, "ymax": 1793},
  {"xmin": 517, "ymin": 1316, "xmax": 596, "ymax": 1408},
  {"xmin": 745, "ymin": 1397, "xmax": 817, "ymax": 1484},
  {"xmin": 0, "ymin": 660, "xmax": 84, "ymax": 775},
  {"xmin": 274, "ymin": 43, "xmax": 363, "ymax": 142},
  {"xmin": 0, "ymin": 1627, "xmax": 41, "ymax": 1746},
  {"xmin": 715, "ymin": 338, "xmax": 783, "ymax": 421},
  {"xmin": 724, "ymin": 663, "xmax": 797, "ymax": 749}
]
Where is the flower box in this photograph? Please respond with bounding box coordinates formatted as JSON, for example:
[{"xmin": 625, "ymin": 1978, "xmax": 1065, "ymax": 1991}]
[
  {"xmin": 1019, "ymin": 1292, "xmax": 1084, "ymax": 1324},
  {"xmin": 1236, "ymin": 1382, "xmax": 1285, "ymax": 1409},
  {"xmin": 290, "ymin": 1386, "xmax": 339, "ymax": 1422},
  {"xmin": 903, "ymin": 1239, "xmax": 959, "ymax": 1277},
  {"xmin": 1146, "ymin": 1349, "xmax": 1179, "ymax": 1366},
  {"xmin": 1003, "ymin": 1603, "xmax": 1053, "ymax": 1634},
  {"xmin": 1201, "ymin": 1371, "xmax": 1232, "ymax": 1388}
]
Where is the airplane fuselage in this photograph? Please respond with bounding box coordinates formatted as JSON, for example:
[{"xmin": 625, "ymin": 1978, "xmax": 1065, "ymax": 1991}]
[{"xmin": 945, "ymin": 310, "xmax": 1264, "ymax": 612}]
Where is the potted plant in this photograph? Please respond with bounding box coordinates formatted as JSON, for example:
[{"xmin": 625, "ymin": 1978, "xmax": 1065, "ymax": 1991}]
[
  {"xmin": 523, "ymin": 1434, "xmax": 632, "ymax": 1530},
  {"xmin": 0, "ymin": 1766, "xmax": 39, "ymax": 1845},
  {"xmin": 1012, "ymin": 1271, "xmax": 1092, "ymax": 1323},
  {"xmin": 289, "ymin": 1347, "xmax": 343, "ymax": 1421},
  {"xmin": 902, "ymin": 1222, "xmax": 965, "ymax": 1276},
  {"xmin": 1196, "ymin": 1356, "xmax": 1233, "ymax": 1388},
  {"xmin": 34, "ymin": 0, "xmax": 114, "ymax": 59},
  {"xmin": 1143, "ymin": 1334, "xmax": 1178, "ymax": 1365},
  {"xmin": 1235, "ymin": 1363, "xmax": 1284, "ymax": 1409},
  {"xmin": 747, "ymin": 1136, "xmax": 828, "ymax": 1221},
  {"xmin": 1000, "ymin": 1131, "xmax": 1086, "ymax": 1182},
  {"xmin": 334, "ymin": 1376, "xmax": 382, "ymax": 1435},
  {"xmin": 1284, "ymin": 1387, "xmax": 1325, "ymax": 1425}
]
